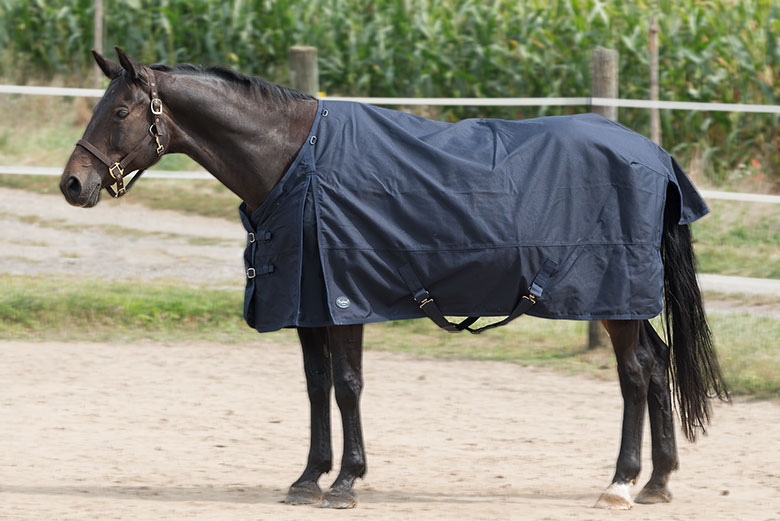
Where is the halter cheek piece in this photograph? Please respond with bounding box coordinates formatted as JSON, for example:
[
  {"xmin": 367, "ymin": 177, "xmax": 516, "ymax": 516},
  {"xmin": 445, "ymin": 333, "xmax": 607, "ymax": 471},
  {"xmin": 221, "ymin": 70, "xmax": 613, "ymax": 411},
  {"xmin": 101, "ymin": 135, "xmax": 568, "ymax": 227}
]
[{"xmin": 75, "ymin": 66, "xmax": 167, "ymax": 198}]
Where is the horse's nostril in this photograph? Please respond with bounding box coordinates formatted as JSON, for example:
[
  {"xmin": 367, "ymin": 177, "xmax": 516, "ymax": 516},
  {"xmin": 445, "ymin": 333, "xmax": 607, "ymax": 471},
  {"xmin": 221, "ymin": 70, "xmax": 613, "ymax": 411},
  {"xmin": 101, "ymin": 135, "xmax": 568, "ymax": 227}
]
[{"xmin": 66, "ymin": 176, "xmax": 81, "ymax": 198}]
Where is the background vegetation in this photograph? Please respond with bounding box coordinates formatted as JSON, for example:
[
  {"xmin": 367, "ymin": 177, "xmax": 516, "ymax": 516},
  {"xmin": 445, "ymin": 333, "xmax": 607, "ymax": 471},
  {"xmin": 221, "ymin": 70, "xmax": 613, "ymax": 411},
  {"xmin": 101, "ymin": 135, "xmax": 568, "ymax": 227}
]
[{"xmin": 0, "ymin": 0, "xmax": 779, "ymax": 189}]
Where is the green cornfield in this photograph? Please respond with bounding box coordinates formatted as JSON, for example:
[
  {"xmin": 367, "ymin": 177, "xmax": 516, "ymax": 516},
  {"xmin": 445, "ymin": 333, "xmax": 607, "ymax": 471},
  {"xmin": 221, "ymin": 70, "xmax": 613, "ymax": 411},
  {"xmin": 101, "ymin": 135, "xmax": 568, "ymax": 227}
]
[{"xmin": 0, "ymin": 0, "xmax": 778, "ymax": 187}]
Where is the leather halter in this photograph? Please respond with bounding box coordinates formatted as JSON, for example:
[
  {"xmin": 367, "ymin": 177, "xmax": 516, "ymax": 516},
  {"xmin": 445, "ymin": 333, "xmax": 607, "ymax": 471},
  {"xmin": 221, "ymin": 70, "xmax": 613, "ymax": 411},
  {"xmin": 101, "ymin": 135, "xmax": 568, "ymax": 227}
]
[{"xmin": 76, "ymin": 67, "xmax": 167, "ymax": 197}]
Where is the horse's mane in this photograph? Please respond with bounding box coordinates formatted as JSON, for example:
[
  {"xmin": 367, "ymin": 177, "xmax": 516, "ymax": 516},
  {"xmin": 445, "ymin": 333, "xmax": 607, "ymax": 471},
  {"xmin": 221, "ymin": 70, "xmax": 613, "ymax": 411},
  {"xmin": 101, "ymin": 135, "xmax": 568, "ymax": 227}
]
[{"xmin": 150, "ymin": 63, "xmax": 315, "ymax": 103}]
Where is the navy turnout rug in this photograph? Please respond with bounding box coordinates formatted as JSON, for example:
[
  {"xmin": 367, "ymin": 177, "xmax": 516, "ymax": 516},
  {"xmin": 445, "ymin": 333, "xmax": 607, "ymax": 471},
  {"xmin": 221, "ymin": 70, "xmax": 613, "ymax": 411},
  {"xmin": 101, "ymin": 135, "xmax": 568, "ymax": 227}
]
[{"xmin": 240, "ymin": 100, "xmax": 708, "ymax": 333}]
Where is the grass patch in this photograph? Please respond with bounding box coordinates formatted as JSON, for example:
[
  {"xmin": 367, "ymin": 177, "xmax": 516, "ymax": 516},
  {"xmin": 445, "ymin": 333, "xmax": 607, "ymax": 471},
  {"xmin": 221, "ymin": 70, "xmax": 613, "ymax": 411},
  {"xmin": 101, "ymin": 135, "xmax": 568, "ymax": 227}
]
[
  {"xmin": 131, "ymin": 179, "xmax": 241, "ymax": 220},
  {"xmin": 712, "ymin": 314, "xmax": 780, "ymax": 399},
  {"xmin": 1, "ymin": 274, "xmax": 776, "ymax": 399},
  {"xmin": 0, "ymin": 95, "xmax": 85, "ymax": 167},
  {"xmin": 0, "ymin": 274, "xmax": 293, "ymax": 345},
  {"xmin": 692, "ymin": 200, "xmax": 780, "ymax": 279}
]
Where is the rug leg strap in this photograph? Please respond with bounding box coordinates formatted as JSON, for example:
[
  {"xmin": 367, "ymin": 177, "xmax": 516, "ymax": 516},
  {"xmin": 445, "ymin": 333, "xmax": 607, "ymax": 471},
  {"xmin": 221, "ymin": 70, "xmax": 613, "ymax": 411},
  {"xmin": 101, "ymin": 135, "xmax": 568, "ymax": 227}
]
[
  {"xmin": 397, "ymin": 264, "xmax": 478, "ymax": 333},
  {"xmin": 398, "ymin": 259, "xmax": 556, "ymax": 334}
]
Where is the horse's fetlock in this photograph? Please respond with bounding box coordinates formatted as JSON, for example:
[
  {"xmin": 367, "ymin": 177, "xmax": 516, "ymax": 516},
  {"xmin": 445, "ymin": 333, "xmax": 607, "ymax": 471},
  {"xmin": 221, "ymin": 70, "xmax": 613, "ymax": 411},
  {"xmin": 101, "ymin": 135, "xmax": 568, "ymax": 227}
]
[
  {"xmin": 313, "ymin": 459, "xmax": 333, "ymax": 475},
  {"xmin": 654, "ymin": 452, "xmax": 679, "ymax": 475},
  {"xmin": 342, "ymin": 460, "xmax": 367, "ymax": 479}
]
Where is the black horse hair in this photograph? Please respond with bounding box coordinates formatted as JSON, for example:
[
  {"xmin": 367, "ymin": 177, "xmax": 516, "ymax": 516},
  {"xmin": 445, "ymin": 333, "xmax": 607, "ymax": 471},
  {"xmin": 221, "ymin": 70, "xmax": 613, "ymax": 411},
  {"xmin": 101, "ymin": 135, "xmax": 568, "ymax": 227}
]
[{"xmin": 660, "ymin": 186, "xmax": 730, "ymax": 442}]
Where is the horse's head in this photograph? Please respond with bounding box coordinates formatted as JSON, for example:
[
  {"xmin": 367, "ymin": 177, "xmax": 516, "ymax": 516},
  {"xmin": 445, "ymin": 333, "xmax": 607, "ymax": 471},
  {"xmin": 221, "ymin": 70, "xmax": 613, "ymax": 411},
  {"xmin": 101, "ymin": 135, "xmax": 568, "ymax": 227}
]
[{"xmin": 61, "ymin": 47, "xmax": 167, "ymax": 207}]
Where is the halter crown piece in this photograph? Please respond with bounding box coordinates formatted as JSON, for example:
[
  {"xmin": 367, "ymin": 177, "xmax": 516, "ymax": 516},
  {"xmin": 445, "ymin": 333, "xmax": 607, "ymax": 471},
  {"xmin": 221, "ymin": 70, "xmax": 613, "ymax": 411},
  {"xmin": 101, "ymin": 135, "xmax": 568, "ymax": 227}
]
[{"xmin": 75, "ymin": 66, "xmax": 167, "ymax": 197}]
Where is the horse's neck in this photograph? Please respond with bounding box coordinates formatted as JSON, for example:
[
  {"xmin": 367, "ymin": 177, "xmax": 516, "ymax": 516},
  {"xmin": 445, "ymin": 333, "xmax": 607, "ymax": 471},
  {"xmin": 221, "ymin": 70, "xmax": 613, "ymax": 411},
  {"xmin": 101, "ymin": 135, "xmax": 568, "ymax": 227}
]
[{"xmin": 161, "ymin": 74, "xmax": 317, "ymax": 212}]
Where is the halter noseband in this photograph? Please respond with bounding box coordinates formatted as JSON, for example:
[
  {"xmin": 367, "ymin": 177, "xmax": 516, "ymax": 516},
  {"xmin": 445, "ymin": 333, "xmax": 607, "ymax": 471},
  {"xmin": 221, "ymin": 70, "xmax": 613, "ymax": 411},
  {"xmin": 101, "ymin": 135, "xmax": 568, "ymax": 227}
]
[{"xmin": 76, "ymin": 66, "xmax": 167, "ymax": 198}]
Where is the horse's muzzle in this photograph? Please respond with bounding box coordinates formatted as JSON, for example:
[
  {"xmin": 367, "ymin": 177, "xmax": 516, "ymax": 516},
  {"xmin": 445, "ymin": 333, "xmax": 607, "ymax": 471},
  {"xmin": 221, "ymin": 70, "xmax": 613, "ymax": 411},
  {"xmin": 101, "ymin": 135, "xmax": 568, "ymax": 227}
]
[{"xmin": 60, "ymin": 172, "xmax": 101, "ymax": 208}]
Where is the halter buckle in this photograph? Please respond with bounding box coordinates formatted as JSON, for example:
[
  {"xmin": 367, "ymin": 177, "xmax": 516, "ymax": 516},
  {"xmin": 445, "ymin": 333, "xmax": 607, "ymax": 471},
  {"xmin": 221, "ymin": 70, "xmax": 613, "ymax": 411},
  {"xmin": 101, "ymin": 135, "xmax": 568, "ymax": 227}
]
[
  {"xmin": 150, "ymin": 98, "xmax": 163, "ymax": 115},
  {"xmin": 109, "ymin": 163, "xmax": 124, "ymax": 180}
]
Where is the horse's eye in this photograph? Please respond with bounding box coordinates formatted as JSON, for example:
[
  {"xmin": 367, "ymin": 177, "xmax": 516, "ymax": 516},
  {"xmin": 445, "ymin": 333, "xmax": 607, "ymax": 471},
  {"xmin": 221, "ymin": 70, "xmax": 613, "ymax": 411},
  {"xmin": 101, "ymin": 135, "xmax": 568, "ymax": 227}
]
[{"xmin": 115, "ymin": 109, "xmax": 130, "ymax": 119}]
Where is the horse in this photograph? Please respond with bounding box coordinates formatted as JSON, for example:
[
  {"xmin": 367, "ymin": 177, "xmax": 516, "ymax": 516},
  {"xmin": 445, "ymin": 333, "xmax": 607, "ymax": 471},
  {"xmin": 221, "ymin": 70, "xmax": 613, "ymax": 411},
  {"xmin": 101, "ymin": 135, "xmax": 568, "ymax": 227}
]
[{"xmin": 60, "ymin": 47, "xmax": 728, "ymax": 510}]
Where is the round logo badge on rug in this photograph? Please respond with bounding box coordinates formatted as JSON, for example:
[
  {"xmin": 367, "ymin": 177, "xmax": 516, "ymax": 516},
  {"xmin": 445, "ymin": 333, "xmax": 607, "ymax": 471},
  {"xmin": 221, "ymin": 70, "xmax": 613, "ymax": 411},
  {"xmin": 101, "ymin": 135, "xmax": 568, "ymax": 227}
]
[{"xmin": 335, "ymin": 296, "xmax": 350, "ymax": 309}]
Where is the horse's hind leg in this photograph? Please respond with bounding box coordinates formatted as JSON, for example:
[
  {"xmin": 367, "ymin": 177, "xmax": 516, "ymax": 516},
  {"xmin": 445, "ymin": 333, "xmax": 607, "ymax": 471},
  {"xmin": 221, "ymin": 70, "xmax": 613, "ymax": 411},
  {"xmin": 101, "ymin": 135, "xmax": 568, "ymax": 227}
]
[
  {"xmin": 635, "ymin": 320, "xmax": 678, "ymax": 504},
  {"xmin": 595, "ymin": 319, "xmax": 652, "ymax": 510},
  {"xmin": 322, "ymin": 324, "xmax": 366, "ymax": 509},
  {"xmin": 284, "ymin": 326, "xmax": 333, "ymax": 505}
]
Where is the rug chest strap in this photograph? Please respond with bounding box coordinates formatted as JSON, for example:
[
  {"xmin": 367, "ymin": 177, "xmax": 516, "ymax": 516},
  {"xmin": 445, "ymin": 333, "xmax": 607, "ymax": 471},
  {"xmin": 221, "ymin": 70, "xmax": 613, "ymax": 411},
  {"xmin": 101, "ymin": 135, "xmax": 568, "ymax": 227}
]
[{"xmin": 398, "ymin": 259, "xmax": 557, "ymax": 334}]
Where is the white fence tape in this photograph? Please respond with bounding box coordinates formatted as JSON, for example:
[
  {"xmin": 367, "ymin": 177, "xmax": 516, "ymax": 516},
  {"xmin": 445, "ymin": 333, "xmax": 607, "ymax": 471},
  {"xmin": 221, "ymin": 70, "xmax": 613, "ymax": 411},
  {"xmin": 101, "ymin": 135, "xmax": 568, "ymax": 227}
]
[
  {"xmin": 2, "ymin": 165, "xmax": 778, "ymax": 204},
  {"xmin": 0, "ymin": 85, "xmax": 105, "ymax": 97},
  {"xmin": 2, "ymin": 84, "xmax": 780, "ymax": 113}
]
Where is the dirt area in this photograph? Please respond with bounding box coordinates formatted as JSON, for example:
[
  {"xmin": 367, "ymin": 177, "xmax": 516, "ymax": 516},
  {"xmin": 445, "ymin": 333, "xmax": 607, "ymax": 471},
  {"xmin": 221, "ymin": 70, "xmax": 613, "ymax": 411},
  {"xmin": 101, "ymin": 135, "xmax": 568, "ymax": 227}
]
[
  {"xmin": 0, "ymin": 186, "xmax": 246, "ymax": 287},
  {"xmin": 1, "ymin": 340, "xmax": 779, "ymax": 521},
  {"xmin": 1, "ymin": 186, "xmax": 779, "ymax": 520}
]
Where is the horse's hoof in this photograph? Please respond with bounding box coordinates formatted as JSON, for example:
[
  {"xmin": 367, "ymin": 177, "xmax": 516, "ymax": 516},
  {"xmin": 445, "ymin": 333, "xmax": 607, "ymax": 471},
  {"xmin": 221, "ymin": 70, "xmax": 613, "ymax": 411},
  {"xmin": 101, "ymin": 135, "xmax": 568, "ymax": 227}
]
[
  {"xmin": 635, "ymin": 486, "xmax": 672, "ymax": 504},
  {"xmin": 282, "ymin": 482, "xmax": 323, "ymax": 505},
  {"xmin": 594, "ymin": 482, "xmax": 633, "ymax": 510},
  {"xmin": 321, "ymin": 486, "xmax": 357, "ymax": 509}
]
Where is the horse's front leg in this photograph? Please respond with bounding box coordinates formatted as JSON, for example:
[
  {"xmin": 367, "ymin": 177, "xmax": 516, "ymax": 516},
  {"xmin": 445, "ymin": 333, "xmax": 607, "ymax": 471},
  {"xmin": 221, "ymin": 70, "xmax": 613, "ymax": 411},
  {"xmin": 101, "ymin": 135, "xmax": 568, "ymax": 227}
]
[
  {"xmin": 284, "ymin": 326, "xmax": 333, "ymax": 505},
  {"xmin": 595, "ymin": 319, "xmax": 652, "ymax": 510},
  {"xmin": 321, "ymin": 324, "xmax": 366, "ymax": 509}
]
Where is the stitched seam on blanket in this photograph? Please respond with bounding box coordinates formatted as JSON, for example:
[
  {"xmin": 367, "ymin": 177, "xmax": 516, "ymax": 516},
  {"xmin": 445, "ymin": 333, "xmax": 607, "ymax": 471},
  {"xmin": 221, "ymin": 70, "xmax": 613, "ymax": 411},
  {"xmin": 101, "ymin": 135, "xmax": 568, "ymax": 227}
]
[{"xmin": 320, "ymin": 242, "xmax": 659, "ymax": 253}]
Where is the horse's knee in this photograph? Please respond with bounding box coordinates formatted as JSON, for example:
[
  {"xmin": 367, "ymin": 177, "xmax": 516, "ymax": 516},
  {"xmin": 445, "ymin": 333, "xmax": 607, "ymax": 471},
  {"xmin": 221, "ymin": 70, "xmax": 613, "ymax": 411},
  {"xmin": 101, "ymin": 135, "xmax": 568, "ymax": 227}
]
[
  {"xmin": 616, "ymin": 359, "xmax": 650, "ymax": 405},
  {"xmin": 307, "ymin": 384, "xmax": 330, "ymax": 409},
  {"xmin": 300, "ymin": 332, "xmax": 332, "ymax": 404},
  {"xmin": 305, "ymin": 367, "xmax": 332, "ymax": 404},
  {"xmin": 612, "ymin": 322, "xmax": 655, "ymax": 401},
  {"xmin": 333, "ymin": 373, "xmax": 362, "ymax": 409}
]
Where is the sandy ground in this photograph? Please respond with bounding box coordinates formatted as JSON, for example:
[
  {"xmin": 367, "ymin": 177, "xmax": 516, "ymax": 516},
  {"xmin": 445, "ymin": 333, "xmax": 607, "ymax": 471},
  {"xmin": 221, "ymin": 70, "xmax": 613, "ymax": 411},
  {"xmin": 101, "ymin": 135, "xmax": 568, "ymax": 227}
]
[
  {"xmin": 1, "ymin": 340, "xmax": 779, "ymax": 521},
  {"xmin": 0, "ymin": 187, "xmax": 245, "ymax": 286},
  {"xmin": 1, "ymin": 186, "xmax": 779, "ymax": 519}
]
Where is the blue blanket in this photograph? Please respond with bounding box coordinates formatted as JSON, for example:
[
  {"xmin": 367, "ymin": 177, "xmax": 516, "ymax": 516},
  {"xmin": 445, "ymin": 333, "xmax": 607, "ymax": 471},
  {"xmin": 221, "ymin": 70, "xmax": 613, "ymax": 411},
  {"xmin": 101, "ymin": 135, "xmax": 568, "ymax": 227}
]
[{"xmin": 240, "ymin": 100, "xmax": 708, "ymax": 333}]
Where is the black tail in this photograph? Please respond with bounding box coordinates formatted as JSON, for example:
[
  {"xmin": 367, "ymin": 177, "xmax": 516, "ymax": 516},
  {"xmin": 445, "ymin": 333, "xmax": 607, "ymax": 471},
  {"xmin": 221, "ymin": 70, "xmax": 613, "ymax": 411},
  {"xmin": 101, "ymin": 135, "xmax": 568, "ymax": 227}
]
[{"xmin": 661, "ymin": 193, "xmax": 729, "ymax": 442}]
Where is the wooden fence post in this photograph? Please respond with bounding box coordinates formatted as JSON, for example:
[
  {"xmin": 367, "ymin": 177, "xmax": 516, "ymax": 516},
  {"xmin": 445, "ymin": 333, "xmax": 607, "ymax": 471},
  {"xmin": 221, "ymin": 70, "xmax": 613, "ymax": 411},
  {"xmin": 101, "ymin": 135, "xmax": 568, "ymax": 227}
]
[
  {"xmin": 588, "ymin": 47, "xmax": 619, "ymax": 349},
  {"xmin": 591, "ymin": 47, "xmax": 619, "ymax": 120},
  {"xmin": 93, "ymin": 0, "xmax": 104, "ymax": 87},
  {"xmin": 289, "ymin": 46, "xmax": 319, "ymax": 96},
  {"xmin": 649, "ymin": 15, "xmax": 662, "ymax": 144}
]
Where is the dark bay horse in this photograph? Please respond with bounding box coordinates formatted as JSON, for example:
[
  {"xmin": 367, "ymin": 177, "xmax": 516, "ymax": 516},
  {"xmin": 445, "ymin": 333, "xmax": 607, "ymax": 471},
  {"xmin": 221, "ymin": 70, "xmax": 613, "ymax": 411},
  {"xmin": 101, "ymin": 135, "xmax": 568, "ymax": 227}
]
[{"xmin": 60, "ymin": 48, "xmax": 728, "ymax": 510}]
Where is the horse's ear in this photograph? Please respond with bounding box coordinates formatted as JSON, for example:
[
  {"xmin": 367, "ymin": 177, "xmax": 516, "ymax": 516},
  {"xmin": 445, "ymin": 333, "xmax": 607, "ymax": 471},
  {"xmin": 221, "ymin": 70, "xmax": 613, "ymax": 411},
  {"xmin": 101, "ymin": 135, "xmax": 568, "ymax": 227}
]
[
  {"xmin": 92, "ymin": 50, "xmax": 121, "ymax": 79},
  {"xmin": 114, "ymin": 46, "xmax": 149, "ymax": 84}
]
